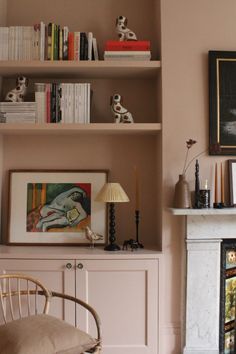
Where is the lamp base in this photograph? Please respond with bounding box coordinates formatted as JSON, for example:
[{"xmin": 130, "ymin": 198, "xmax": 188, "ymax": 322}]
[{"xmin": 104, "ymin": 243, "xmax": 121, "ymax": 251}]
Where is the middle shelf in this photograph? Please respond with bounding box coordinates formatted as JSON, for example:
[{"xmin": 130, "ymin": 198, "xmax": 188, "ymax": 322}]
[{"xmin": 0, "ymin": 123, "xmax": 162, "ymax": 136}]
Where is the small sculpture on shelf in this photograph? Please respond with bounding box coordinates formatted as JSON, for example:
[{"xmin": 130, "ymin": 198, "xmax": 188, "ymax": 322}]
[
  {"xmin": 85, "ymin": 226, "xmax": 103, "ymax": 248},
  {"xmin": 5, "ymin": 76, "xmax": 28, "ymax": 102},
  {"xmin": 123, "ymin": 239, "xmax": 139, "ymax": 251},
  {"xmin": 110, "ymin": 93, "xmax": 134, "ymax": 123},
  {"xmin": 116, "ymin": 16, "xmax": 137, "ymax": 41}
]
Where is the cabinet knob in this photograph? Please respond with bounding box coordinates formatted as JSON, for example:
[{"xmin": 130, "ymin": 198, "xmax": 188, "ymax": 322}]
[
  {"xmin": 66, "ymin": 263, "xmax": 73, "ymax": 270},
  {"xmin": 77, "ymin": 263, "xmax": 83, "ymax": 269}
]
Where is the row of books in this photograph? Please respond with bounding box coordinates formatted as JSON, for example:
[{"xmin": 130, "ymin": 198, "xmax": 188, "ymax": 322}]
[
  {"xmin": 104, "ymin": 40, "xmax": 151, "ymax": 61},
  {"xmin": 0, "ymin": 23, "xmax": 99, "ymax": 61},
  {"xmin": 35, "ymin": 82, "xmax": 91, "ymax": 124},
  {"xmin": 0, "ymin": 102, "xmax": 36, "ymax": 123}
]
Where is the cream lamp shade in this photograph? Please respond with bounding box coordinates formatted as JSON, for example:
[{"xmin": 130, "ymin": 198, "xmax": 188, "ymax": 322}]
[{"xmin": 95, "ymin": 183, "xmax": 129, "ymax": 203}]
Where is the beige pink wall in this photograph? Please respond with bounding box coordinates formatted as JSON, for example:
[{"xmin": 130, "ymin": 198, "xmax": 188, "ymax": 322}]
[{"xmin": 161, "ymin": 0, "xmax": 236, "ymax": 352}]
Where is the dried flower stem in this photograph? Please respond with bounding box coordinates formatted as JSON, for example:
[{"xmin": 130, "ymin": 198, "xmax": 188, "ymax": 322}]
[
  {"xmin": 182, "ymin": 149, "xmax": 190, "ymax": 175},
  {"xmin": 183, "ymin": 149, "xmax": 207, "ymax": 175}
]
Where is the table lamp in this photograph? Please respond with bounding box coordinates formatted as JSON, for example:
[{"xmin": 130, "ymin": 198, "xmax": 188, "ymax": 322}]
[{"xmin": 95, "ymin": 183, "xmax": 129, "ymax": 251}]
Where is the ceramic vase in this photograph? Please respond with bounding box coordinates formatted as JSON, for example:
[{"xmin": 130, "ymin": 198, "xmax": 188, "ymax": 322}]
[{"xmin": 174, "ymin": 174, "xmax": 191, "ymax": 208}]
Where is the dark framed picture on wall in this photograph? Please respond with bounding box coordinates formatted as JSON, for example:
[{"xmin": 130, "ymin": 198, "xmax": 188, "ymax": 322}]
[
  {"xmin": 8, "ymin": 170, "xmax": 108, "ymax": 245},
  {"xmin": 209, "ymin": 51, "xmax": 236, "ymax": 155}
]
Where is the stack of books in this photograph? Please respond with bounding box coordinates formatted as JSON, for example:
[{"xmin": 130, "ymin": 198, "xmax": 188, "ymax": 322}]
[
  {"xmin": 35, "ymin": 82, "xmax": 91, "ymax": 124},
  {"xmin": 0, "ymin": 102, "xmax": 36, "ymax": 123},
  {"xmin": 0, "ymin": 22, "xmax": 99, "ymax": 61},
  {"xmin": 104, "ymin": 40, "xmax": 151, "ymax": 61}
]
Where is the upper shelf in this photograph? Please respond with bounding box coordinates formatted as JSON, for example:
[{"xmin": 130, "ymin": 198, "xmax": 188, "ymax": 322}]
[
  {"xmin": 0, "ymin": 60, "xmax": 161, "ymax": 79},
  {"xmin": 0, "ymin": 123, "xmax": 162, "ymax": 136}
]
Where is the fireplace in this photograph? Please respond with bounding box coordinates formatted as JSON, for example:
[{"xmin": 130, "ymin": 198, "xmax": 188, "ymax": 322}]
[
  {"xmin": 172, "ymin": 208, "xmax": 236, "ymax": 354},
  {"xmin": 220, "ymin": 241, "xmax": 236, "ymax": 354}
]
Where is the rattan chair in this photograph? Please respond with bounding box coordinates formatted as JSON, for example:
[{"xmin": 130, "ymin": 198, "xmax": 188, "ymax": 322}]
[{"xmin": 0, "ymin": 274, "xmax": 102, "ymax": 353}]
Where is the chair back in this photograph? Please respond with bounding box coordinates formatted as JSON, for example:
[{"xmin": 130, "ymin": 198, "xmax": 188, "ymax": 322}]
[{"xmin": 0, "ymin": 274, "xmax": 51, "ymax": 324}]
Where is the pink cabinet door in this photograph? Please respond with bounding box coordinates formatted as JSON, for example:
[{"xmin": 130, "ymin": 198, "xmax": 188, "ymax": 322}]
[
  {"xmin": 75, "ymin": 259, "xmax": 159, "ymax": 354},
  {"xmin": 0, "ymin": 259, "xmax": 76, "ymax": 325}
]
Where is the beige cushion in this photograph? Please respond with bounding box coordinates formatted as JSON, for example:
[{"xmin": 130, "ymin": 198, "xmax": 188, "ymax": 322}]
[{"xmin": 0, "ymin": 314, "xmax": 98, "ymax": 354}]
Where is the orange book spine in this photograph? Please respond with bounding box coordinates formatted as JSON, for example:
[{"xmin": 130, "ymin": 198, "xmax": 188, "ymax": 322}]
[{"xmin": 68, "ymin": 32, "xmax": 74, "ymax": 60}]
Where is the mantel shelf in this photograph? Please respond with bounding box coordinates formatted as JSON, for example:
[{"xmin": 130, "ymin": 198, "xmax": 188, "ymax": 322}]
[
  {"xmin": 0, "ymin": 123, "xmax": 161, "ymax": 135},
  {"xmin": 170, "ymin": 207, "xmax": 236, "ymax": 216},
  {"xmin": 0, "ymin": 60, "xmax": 161, "ymax": 79}
]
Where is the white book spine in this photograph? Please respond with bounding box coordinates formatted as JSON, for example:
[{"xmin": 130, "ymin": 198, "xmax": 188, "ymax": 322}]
[
  {"xmin": 87, "ymin": 32, "xmax": 93, "ymax": 61},
  {"xmin": 92, "ymin": 38, "xmax": 99, "ymax": 61},
  {"xmin": 74, "ymin": 83, "xmax": 79, "ymax": 123},
  {"xmin": 87, "ymin": 83, "xmax": 91, "ymax": 123},
  {"xmin": 67, "ymin": 84, "xmax": 74, "ymax": 123},
  {"xmin": 81, "ymin": 84, "xmax": 86, "ymax": 123},
  {"xmin": 0, "ymin": 28, "xmax": 8, "ymax": 60},
  {"xmin": 40, "ymin": 22, "xmax": 45, "ymax": 61},
  {"xmin": 8, "ymin": 27, "xmax": 14, "ymax": 60},
  {"xmin": 78, "ymin": 83, "xmax": 83, "ymax": 123},
  {"xmin": 18, "ymin": 26, "xmax": 23, "ymax": 60},
  {"xmin": 35, "ymin": 83, "xmax": 46, "ymax": 123},
  {"xmin": 29, "ymin": 26, "xmax": 34, "ymax": 60}
]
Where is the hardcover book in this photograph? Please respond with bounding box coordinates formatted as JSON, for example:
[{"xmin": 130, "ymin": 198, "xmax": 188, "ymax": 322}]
[{"xmin": 105, "ymin": 40, "xmax": 150, "ymax": 51}]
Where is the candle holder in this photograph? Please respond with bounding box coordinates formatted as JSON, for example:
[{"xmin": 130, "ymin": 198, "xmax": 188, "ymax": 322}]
[
  {"xmin": 199, "ymin": 189, "xmax": 210, "ymax": 208},
  {"xmin": 135, "ymin": 210, "xmax": 143, "ymax": 248},
  {"xmin": 122, "ymin": 210, "xmax": 144, "ymax": 251}
]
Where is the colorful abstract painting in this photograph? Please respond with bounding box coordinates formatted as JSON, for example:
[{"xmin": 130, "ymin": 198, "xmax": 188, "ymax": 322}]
[
  {"xmin": 221, "ymin": 243, "xmax": 236, "ymax": 354},
  {"xmin": 26, "ymin": 183, "xmax": 91, "ymax": 232}
]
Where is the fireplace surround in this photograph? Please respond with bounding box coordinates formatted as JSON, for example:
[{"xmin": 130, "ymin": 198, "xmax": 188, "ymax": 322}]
[{"xmin": 172, "ymin": 208, "xmax": 236, "ymax": 354}]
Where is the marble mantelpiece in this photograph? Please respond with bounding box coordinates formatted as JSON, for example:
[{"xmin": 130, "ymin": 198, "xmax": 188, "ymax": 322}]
[{"xmin": 171, "ymin": 208, "xmax": 236, "ymax": 354}]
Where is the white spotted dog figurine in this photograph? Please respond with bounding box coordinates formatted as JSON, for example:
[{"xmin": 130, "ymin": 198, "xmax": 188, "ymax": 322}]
[
  {"xmin": 5, "ymin": 76, "xmax": 28, "ymax": 102},
  {"xmin": 116, "ymin": 16, "xmax": 137, "ymax": 41},
  {"xmin": 111, "ymin": 94, "xmax": 134, "ymax": 123}
]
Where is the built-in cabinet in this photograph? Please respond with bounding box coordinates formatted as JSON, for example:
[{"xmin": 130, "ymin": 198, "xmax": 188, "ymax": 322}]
[{"xmin": 0, "ymin": 247, "xmax": 161, "ymax": 354}]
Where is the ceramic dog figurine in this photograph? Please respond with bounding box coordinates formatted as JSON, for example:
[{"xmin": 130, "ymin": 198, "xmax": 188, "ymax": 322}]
[
  {"xmin": 111, "ymin": 93, "xmax": 134, "ymax": 123},
  {"xmin": 116, "ymin": 16, "xmax": 137, "ymax": 41},
  {"xmin": 5, "ymin": 76, "xmax": 28, "ymax": 102}
]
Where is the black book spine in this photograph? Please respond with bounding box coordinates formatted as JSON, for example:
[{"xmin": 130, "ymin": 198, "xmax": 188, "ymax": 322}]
[
  {"xmin": 51, "ymin": 83, "xmax": 57, "ymax": 123},
  {"xmin": 80, "ymin": 32, "xmax": 85, "ymax": 60},
  {"xmin": 84, "ymin": 33, "xmax": 88, "ymax": 60}
]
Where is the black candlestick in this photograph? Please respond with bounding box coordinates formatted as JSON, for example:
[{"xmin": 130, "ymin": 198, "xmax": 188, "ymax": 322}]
[
  {"xmin": 194, "ymin": 159, "xmax": 201, "ymax": 209},
  {"xmin": 104, "ymin": 202, "xmax": 120, "ymax": 251},
  {"xmin": 135, "ymin": 210, "xmax": 143, "ymax": 248}
]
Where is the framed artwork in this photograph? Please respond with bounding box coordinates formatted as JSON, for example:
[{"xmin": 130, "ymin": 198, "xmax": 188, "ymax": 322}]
[
  {"xmin": 8, "ymin": 170, "xmax": 108, "ymax": 245},
  {"xmin": 229, "ymin": 160, "xmax": 236, "ymax": 206},
  {"xmin": 209, "ymin": 51, "xmax": 236, "ymax": 155},
  {"xmin": 220, "ymin": 240, "xmax": 236, "ymax": 354}
]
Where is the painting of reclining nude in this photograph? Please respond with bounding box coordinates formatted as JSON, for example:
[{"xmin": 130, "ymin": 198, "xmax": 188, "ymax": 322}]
[
  {"xmin": 8, "ymin": 170, "xmax": 107, "ymax": 245},
  {"xmin": 27, "ymin": 183, "xmax": 91, "ymax": 232}
]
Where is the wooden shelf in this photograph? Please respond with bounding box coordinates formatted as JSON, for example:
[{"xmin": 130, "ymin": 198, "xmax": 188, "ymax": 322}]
[
  {"xmin": 0, "ymin": 60, "xmax": 161, "ymax": 79},
  {"xmin": 0, "ymin": 123, "xmax": 162, "ymax": 135}
]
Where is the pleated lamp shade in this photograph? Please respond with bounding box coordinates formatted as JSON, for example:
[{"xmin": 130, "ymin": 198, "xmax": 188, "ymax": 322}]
[{"xmin": 95, "ymin": 183, "xmax": 129, "ymax": 203}]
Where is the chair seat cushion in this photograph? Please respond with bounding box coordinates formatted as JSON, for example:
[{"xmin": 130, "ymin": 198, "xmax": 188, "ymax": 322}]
[{"xmin": 0, "ymin": 314, "xmax": 98, "ymax": 354}]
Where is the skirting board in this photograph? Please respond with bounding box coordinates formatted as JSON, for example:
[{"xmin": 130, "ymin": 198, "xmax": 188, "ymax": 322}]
[{"xmin": 160, "ymin": 323, "xmax": 181, "ymax": 354}]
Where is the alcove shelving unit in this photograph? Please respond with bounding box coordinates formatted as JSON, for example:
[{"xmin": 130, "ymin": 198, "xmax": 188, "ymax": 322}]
[
  {"xmin": 0, "ymin": 0, "xmax": 162, "ymax": 250},
  {"xmin": 0, "ymin": 1, "xmax": 162, "ymax": 352}
]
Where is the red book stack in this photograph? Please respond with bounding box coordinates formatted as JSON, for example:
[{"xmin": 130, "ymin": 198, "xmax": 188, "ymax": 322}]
[{"xmin": 104, "ymin": 40, "xmax": 151, "ymax": 61}]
